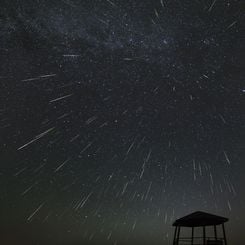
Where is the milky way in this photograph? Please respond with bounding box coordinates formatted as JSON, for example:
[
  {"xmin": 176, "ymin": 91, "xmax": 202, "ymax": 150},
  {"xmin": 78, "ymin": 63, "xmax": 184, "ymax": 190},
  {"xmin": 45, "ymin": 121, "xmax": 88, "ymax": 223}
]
[{"xmin": 0, "ymin": 0, "xmax": 244, "ymax": 244}]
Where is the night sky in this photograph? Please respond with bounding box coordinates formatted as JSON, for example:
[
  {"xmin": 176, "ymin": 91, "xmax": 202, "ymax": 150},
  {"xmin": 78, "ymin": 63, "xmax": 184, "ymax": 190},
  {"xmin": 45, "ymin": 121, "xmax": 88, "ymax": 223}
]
[{"xmin": 0, "ymin": 0, "xmax": 244, "ymax": 244}]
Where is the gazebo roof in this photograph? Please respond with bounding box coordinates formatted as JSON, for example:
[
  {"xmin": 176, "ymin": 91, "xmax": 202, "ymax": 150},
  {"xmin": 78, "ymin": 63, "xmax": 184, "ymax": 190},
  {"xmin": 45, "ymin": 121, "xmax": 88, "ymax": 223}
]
[{"xmin": 173, "ymin": 211, "xmax": 228, "ymax": 227}]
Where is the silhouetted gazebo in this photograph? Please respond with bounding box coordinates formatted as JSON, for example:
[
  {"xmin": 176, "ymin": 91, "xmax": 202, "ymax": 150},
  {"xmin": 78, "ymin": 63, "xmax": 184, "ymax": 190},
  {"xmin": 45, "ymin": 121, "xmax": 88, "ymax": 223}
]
[{"xmin": 172, "ymin": 211, "xmax": 228, "ymax": 245}]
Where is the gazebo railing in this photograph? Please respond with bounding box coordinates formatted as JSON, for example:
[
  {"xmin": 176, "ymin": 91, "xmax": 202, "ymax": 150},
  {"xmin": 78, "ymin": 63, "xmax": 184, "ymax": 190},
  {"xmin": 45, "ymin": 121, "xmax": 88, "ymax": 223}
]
[{"xmin": 173, "ymin": 236, "xmax": 224, "ymax": 245}]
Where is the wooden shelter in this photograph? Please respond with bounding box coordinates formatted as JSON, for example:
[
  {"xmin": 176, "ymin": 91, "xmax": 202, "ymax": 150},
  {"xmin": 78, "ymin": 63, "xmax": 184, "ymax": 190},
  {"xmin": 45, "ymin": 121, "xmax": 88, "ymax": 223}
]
[{"xmin": 172, "ymin": 211, "xmax": 228, "ymax": 245}]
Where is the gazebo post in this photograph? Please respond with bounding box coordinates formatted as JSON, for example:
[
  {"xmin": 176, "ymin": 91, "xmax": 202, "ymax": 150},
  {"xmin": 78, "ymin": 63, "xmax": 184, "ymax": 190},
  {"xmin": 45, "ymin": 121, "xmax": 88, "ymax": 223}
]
[
  {"xmin": 191, "ymin": 227, "xmax": 194, "ymax": 245},
  {"xmin": 214, "ymin": 225, "xmax": 217, "ymax": 240},
  {"xmin": 222, "ymin": 223, "xmax": 227, "ymax": 245},
  {"xmin": 203, "ymin": 226, "xmax": 206, "ymax": 245},
  {"xmin": 176, "ymin": 226, "xmax": 180, "ymax": 245},
  {"xmin": 173, "ymin": 226, "xmax": 177, "ymax": 245}
]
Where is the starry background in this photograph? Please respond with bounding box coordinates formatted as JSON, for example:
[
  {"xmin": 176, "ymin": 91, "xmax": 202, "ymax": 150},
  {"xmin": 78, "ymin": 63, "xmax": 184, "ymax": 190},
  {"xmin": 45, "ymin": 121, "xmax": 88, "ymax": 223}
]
[{"xmin": 0, "ymin": 0, "xmax": 244, "ymax": 244}]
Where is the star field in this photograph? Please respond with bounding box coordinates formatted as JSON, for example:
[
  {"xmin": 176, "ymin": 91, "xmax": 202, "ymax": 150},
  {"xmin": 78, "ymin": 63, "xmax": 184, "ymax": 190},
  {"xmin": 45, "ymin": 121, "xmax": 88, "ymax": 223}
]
[{"xmin": 0, "ymin": 0, "xmax": 244, "ymax": 244}]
